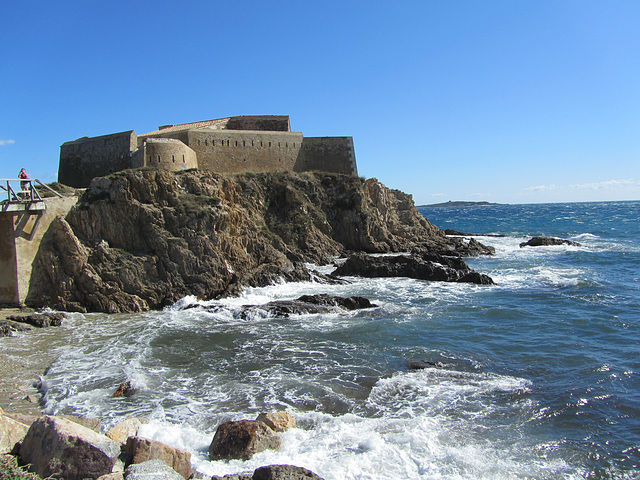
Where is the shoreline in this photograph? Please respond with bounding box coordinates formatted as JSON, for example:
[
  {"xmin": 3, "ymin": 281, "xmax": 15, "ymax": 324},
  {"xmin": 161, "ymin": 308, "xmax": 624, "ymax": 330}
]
[{"xmin": 0, "ymin": 308, "xmax": 54, "ymax": 416}]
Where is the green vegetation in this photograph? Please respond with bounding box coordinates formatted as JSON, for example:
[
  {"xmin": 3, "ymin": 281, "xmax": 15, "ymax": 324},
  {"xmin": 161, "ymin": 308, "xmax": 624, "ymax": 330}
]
[{"xmin": 0, "ymin": 455, "xmax": 40, "ymax": 480}]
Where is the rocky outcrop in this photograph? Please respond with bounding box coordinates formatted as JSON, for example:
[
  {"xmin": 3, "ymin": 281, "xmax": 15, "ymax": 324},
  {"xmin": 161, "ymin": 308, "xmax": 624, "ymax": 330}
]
[
  {"xmin": 332, "ymin": 252, "xmax": 495, "ymax": 285},
  {"xmin": 519, "ymin": 236, "xmax": 581, "ymax": 247},
  {"xmin": 26, "ymin": 170, "xmax": 492, "ymax": 313},
  {"xmin": 0, "ymin": 411, "xmax": 29, "ymax": 454}
]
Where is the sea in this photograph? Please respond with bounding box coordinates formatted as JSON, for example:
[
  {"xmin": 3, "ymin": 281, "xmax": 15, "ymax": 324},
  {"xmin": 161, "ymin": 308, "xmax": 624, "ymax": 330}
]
[{"xmin": 3, "ymin": 200, "xmax": 639, "ymax": 479}]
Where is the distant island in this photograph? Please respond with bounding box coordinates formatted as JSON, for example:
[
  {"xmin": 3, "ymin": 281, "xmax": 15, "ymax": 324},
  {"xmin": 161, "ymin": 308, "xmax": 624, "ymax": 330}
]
[{"xmin": 418, "ymin": 201, "xmax": 500, "ymax": 208}]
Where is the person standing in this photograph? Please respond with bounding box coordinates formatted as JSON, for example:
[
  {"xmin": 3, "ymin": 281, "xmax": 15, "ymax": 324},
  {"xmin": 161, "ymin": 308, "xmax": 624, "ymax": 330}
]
[{"xmin": 18, "ymin": 168, "xmax": 29, "ymax": 199}]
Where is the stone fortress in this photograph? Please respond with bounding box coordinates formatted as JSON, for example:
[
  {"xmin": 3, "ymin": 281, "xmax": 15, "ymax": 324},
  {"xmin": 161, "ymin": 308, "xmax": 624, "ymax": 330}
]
[{"xmin": 58, "ymin": 115, "xmax": 357, "ymax": 188}]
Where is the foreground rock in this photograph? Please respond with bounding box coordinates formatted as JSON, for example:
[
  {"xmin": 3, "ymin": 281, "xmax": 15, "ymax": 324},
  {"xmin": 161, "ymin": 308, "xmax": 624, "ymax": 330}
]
[
  {"xmin": 124, "ymin": 459, "xmax": 184, "ymax": 480},
  {"xmin": 26, "ymin": 170, "xmax": 492, "ymax": 313},
  {"xmin": 519, "ymin": 236, "xmax": 581, "ymax": 248},
  {"xmin": 209, "ymin": 420, "xmax": 282, "ymax": 461},
  {"xmin": 124, "ymin": 436, "xmax": 191, "ymax": 479},
  {"xmin": 7, "ymin": 312, "xmax": 66, "ymax": 328},
  {"xmin": 0, "ymin": 411, "xmax": 29, "ymax": 454},
  {"xmin": 194, "ymin": 464, "xmax": 324, "ymax": 480},
  {"xmin": 239, "ymin": 294, "xmax": 377, "ymax": 318},
  {"xmin": 20, "ymin": 415, "xmax": 121, "ymax": 479},
  {"xmin": 253, "ymin": 465, "xmax": 326, "ymax": 480},
  {"xmin": 332, "ymin": 252, "xmax": 494, "ymax": 285}
]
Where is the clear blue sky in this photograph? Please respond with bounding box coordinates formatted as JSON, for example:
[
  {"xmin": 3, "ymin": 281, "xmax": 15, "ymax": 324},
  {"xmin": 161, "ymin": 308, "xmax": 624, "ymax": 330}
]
[{"xmin": 2, "ymin": 1, "xmax": 639, "ymax": 204}]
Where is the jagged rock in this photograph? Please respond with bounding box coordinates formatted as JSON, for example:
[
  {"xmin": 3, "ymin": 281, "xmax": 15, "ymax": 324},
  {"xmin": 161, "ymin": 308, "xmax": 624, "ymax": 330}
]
[
  {"xmin": 26, "ymin": 170, "xmax": 493, "ymax": 313},
  {"xmin": 124, "ymin": 459, "xmax": 184, "ymax": 480},
  {"xmin": 519, "ymin": 236, "xmax": 581, "ymax": 248},
  {"xmin": 209, "ymin": 420, "xmax": 281, "ymax": 461},
  {"xmin": 240, "ymin": 294, "xmax": 376, "ymax": 318},
  {"xmin": 7, "ymin": 312, "xmax": 66, "ymax": 328},
  {"xmin": 124, "ymin": 436, "xmax": 191, "ymax": 479},
  {"xmin": 113, "ymin": 381, "xmax": 136, "ymax": 398},
  {"xmin": 0, "ymin": 413, "xmax": 29, "ymax": 454},
  {"xmin": 255, "ymin": 412, "xmax": 297, "ymax": 432},
  {"xmin": 449, "ymin": 237, "xmax": 496, "ymax": 256},
  {"xmin": 20, "ymin": 415, "xmax": 120, "ymax": 480},
  {"xmin": 106, "ymin": 417, "xmax": 149, "ymax": 444},
  {"xmin": 332, "ymin": 252, "xmax": 494, "ymax": 285},
  {"xmin": 253, "ymin": 465, "xmax": 326, "ymax": 480}
]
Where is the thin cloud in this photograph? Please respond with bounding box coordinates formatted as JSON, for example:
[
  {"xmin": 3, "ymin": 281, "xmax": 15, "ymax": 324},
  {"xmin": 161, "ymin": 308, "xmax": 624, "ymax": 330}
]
[
  {"xmin": 569, "ymin": 179, "xmax": 635, "ymax": 190},
  {"xmin": 0, "ymin": 139, "xmax": 15, "ymax": 146},
  {"xmin": 525, "ymin": 184, "xmax": 559, "ymax": 192}
]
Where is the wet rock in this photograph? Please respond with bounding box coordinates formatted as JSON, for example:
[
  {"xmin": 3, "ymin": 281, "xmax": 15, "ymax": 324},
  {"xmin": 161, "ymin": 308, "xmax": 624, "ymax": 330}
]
[
  {"xmin": 7, "ymin": 312, "xmax": 66, "ymax": 328},
  {"xmin": 519, "ymin": 236, "xmax": 581, "ymax": 247},
  {"xmin": 20, "ymin": 415, "xmax": 120, "ymax": 480},
  {"xmin": 240, "ymin": 294, "xmax": 376, "ymax": 318},
  {"xmin": 209, "ymin": 420, "xmax": 281, "ymax": 461},
  {"xmin": 407, "ymin": 361, "xmax": 446, "ymax": 370},
  {"xmin": 253, "ymin": 464, "xmax": 326, "ymax": 480},
  {"xmin": 255, "ymin": 411, "xmax": 296, "ymax": 432},
  {"xmin": 113, "ymin": 381, "xmax": 136, "ymax": 398},
  {"xmin": 0, "ymin": 320, "xmax": 31, "ymax": 337},
  {"xmin": 124, "ymin": 436, "xmax": 191, "ymax": 479},
  {"xmin": 124, "ymin": 459, "xmax": 184, "ymax": 480},
  {"xmin": 332, "ymin": 252, "xmax": 494, "ymax": 285}
]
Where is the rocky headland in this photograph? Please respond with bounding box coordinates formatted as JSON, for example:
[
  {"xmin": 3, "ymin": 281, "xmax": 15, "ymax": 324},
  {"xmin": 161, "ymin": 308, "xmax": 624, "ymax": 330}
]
[{"xmin": 25, "ymin": 169, "xmax": 494, "ymax": 313}]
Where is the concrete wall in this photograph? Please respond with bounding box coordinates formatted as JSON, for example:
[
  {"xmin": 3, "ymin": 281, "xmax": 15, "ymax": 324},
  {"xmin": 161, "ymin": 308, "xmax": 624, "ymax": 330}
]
[
  {"xmin": 132, "ymin": 138, "xmax": 198, "ymax": 171},
  {"xmin": 296, "ymin": 137, "xmax": 358, "ymax": 176},
  {"xmin": 0, "ymin": 214, "xmax": 19, "ymax": 305},
  {"xmin": 0, "ymin": 196, "xmax": 77, "ymax": 306},
  {"xmin": 189, "ymin": 129, "xmax": 304, "ymax": 174},
  {"xmin": 59, "ymin": 131, "xmax": 137, "ymax": 188}
]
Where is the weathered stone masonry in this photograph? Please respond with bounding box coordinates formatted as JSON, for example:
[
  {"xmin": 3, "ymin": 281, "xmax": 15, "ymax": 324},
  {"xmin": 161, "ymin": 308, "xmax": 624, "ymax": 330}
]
[{"xmin": 59, "ymin": 115, "xmax": 358, "ymax": 187}]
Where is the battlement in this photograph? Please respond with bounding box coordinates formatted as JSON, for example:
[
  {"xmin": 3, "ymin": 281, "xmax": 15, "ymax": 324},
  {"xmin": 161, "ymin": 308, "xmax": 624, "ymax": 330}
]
[{"xmin": 58, "ymin": 115, "xmax": 357, "ymax": 188}]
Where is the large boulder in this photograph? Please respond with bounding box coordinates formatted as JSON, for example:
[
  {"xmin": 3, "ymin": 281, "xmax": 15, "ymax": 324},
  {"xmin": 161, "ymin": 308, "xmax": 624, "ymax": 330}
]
[
  {"xmin": 332, "ymin": 252, "xmax": 494, "ymax": 285},
  {"xmin": 252, "ymin": 464, "xmax": 326, "ymax": 480},
  {"xmin": 20, "ymin": 415, "xmax": 120, "ymax": 480},
  {"xmin": 124, "ymin": 459, "xmax": 184, "ymax": 480},
  {"xmin": 209, "ymin": 420, "xmax": 281, "ymax": 461},
  {"xmin": 124, "ymin": 436, "xmax": 191, "ymax": 479}
]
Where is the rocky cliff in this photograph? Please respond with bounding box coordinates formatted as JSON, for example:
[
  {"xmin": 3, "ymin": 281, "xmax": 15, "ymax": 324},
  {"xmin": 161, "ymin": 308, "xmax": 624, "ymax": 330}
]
[{"xmin": 26, "ymin": 169, "xmax": 490, "ymax": 313}]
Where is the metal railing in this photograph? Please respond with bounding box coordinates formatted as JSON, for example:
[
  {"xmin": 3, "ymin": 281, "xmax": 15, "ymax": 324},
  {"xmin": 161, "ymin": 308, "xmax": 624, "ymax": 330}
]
[{"xmin": 0, "ymin": 178, "xmax": 62, "ymax": 204}]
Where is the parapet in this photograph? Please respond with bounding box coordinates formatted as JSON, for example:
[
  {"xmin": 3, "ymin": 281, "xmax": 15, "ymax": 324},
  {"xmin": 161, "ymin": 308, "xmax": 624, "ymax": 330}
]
[{"xmin": 58, "ymin": 116, "xmax": 357, "ymax": 187}]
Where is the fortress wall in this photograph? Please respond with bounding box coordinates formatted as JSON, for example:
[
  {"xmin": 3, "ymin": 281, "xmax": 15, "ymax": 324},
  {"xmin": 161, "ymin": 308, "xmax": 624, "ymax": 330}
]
[
  {"xmin": 225, "ymin": 115, "xmax": 291, "ymax": 132},
  {"xmin": 189, "ymin": 130, "xmax": 304, "ymax": 174},
  {"xmin": 296, "ymin": 137, "xmax": 358, "ymax": 176},
  {"xmin": 59, "ymin": 131, "xmax": 137, "ymax": 188},
  {"xmin": 136, "ymin": 138, "xmax": 197, "ymax": 171}
]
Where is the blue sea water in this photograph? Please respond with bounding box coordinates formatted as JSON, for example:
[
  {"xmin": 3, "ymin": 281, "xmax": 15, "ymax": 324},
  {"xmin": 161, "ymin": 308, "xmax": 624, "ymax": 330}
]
[{"xmin": 3, "ymin": 201, "xmax": 639, "ymax": 479}]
